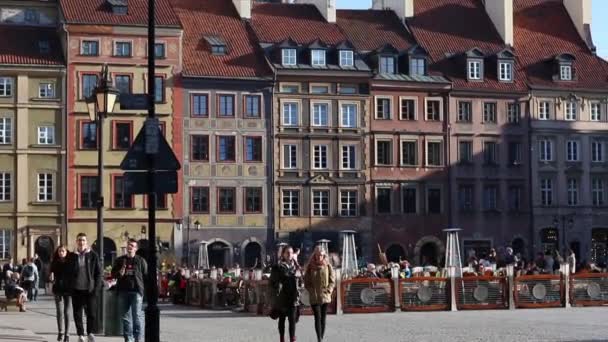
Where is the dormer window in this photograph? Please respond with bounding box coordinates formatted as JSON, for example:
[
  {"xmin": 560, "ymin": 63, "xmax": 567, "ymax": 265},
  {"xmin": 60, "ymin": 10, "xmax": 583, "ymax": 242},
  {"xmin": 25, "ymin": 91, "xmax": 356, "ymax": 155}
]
[
  {"xmin": 465, "ymin": 48, "xmax": 485, "ymax": 81},
  {"xmin": 499, "ymin": 62, "xmax": 513, "ymax": 81},
  {"xmin": 410, "ymin": 58, "xmax": 426, "ymax": 76},
  {"xmin": 205, "ymin": 36, "xmax": 227, "ymax": 56},
  {"xmin": 107, "ymin": 0, "xmax": 128, "ymax": 15},
  {"xmin": 468, "ymin": 60, "xmax": 482, "ymax": 80},
  {"xmin": 311, "ymin": 50, "xmax": 326, "ymax": 66},
  {"xmin": 282, "ymin": 49, "xmax": 297, "ymax": 66},
  {"xmin": 554, "ymin": 54, "xmax": 576, "ymax": 82},
  {"xmin": 38, "ymin": 41, "xmax": 50, "ymax": 54},
  {"xmin": 339, "ymin": 50, "xmax": 354, "ymax": 67},
  {"xmin": 560, "ymin": 65, "xmax": 572, "ymax": 81},
  {"xmin": 380, "ymin": 56, "xmax": 395, "ymax": 74}
]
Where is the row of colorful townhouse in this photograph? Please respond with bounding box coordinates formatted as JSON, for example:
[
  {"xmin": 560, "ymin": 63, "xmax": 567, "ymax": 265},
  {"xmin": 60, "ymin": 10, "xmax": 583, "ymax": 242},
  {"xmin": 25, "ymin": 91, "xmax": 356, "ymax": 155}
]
[{"xmin": 0, "ymin": 0, "xmax": 607, "ymax": 270}]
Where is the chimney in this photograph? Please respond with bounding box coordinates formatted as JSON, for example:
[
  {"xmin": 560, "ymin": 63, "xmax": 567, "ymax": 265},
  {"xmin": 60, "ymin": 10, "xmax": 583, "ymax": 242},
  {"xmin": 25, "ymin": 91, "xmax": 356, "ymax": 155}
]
[
  {"xmin": 485, "ymin": 0, "xmax": 514, "ymax": 46},
  {"xmin": 372, "ymin": 0, "xmax": 414, "ymax": 21},
  {"xmin": 297, "ymin": 0, "xmax": 336, "ymax": 22},
  {"xmin": 232, "ymin": 0, "xmax": 252, "ymax": 19},
  {"xmin": 563, "ymin": 0, "xmax": 595, "ymax": 51}
]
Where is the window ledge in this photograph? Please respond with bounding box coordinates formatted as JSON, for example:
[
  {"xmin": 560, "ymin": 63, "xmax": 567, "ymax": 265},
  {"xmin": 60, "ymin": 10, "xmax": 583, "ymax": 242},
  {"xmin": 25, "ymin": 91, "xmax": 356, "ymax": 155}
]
[
  {"xmin": 109, "ymin": 208, "xmax": 135, "ymax": 211},
  {"xmin": 30, "ymin": 144, "xmax": 61, "ymax": 149},
  {"xmin": 30, "ymin": 201, "xmax": 60, "ymax": 206},
  {"xmin": 76, "ymin": 208, "xmax": 96, "ymax": 211},
  {"xmin": 31, "ymin": 97, "xmax": 61, "ymax": 103},
  {"xmin": 482, "ymin": 209, "xmax": 501, "ymax": 215}
]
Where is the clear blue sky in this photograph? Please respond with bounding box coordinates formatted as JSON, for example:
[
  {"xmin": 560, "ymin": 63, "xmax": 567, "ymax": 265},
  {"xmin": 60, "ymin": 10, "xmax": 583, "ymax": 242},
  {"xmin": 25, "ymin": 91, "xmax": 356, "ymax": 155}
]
[{"xmin": 337, "ymin": 0, "xmax": 608, "ymax": 58}]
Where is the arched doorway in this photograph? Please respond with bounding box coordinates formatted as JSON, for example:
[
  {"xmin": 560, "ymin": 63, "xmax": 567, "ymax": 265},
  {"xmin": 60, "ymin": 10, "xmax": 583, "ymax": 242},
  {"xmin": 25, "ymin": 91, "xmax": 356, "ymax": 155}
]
[
  {"xmin": 512, "ymin": 237, "xmax": 525, "ymax": 256},
  {"xmin": 591, "ymin": 228, "xmax": 608, "ymax": 264},
  {"xmin": 385, "ymin": 244, "xmax": 406, "ymax": 263},
  {"xmin": 34, "ymin": 236, "xmax": 54, "ymax": 264},
  {"xmin": 540, "ymin": 228, "xmax": 559, "ymax": 253},
  {"xmin": 92, "ymin": 237, "xmax": 117, "ymax": 268},
  {"xmin": 243, "ymin": 242, "xmax": 262, "ymax": 268},
  {"xmin": 208, "ymin": 241, "xmax": 229, "ymax": 268},
  {"xmin": 419, "ymin": 242, "xmax": 438, "ymax": 266}
]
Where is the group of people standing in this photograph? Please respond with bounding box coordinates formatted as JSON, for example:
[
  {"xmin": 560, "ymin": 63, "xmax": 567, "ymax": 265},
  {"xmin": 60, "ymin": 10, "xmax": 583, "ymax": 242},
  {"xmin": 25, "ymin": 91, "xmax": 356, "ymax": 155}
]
[
  {"xmin": 2, "ymin": 255, "xmax": 44, "ymax": 305},
  {"xmin": 270, "ymin": 245, "xmax": 335, "ymax": 342}
]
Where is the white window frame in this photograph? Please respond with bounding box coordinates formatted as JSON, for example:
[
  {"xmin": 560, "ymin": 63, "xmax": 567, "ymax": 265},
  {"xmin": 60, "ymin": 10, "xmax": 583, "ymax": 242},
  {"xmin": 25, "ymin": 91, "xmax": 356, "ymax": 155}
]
[
  {"xmin": 341, "ymin": 145, "xmax": 356, "ymax": 170},
  {"xmin": 375, "ymin": 139, "xmax": 393, "ymax": 166},
  {"xmin": 499, "ymin": 62, "xmax": 513, "ymax": 81},
  {"xmin": 457, "ymin": 101, "xmax": 472, "ymax": 122},
  {"xmin": 539, "ymin": 139, "xmax": 553, "ymax": 162},
  {"xmin": 539, "ymin": 101, "xmax": 550, "ymax": 120},
  {"xmin": 0, "ymin": 229, "xmax": 10, "ymax": 260},
  {"xmin": 566, "ymin": 140, "xmax": 579, "ymax": 162},
  {"xmin": 311, "ymin": 49, "xmax": 326, "ymax": 66},
  {"xmin": 560, "ymin": 64, "xmax": 572, "ymax": 81},
  {"xmin": 340, "ymin": 102, "xmax": 358, "ymax": 128},
  {"xmin": 540, "ymin": 178, "xmax": 553, "ymax": 206},
  {"xmin": 592, "ymin": 178, "xmax": 605, "ymax": 207},
  {"xmin": 38, "ymin": 82, "xmax": 55, "ymax": 98},
  {"xmin": 313, "ymin": 144, "xmax": 328, "ymax": 170},
  {"xmin": 409, "ymin": 57, "xmax": 425, "ymax": 76},
  {"xmin": 339, "ymin": 190, "xmax": 358, "ymax": 217},
  {"xmin": 379, "ymin": 56, "xmax": 395, "ymax": 74},
  {"xmin": 426, "ymin": 140, "xmax": 443, "ymax": 167},
  {"xmin": 282, "ymin": 101, "xmax": 299, "ymax": 127},
  {"xmin": 37, "ymin": 173, "xmax": 53, "ymax": 202},
  {"xmin": 468, "ymin": 60, "xmax": 481, "ymax": 80},
  {"xmin": 507, "ymin": 103, "xmax": 520, "ymax": 124},
  {"xmin": 0, "ymin": 117, "xmax": 12, "ymax": 144},
  {"xmin": 592, "ymin": 141, "xmax": 604, "ymax": 163},
  {"xmin": 282, "ymin": 144, "xmax": 297, "ymax": 169},
  {"xmin": 311, "ymin": 102, "xmax": 330, "ymax": 127},
  {"xmin": 0, "ymin": 77, "xmax": 13, "ymax": 96},
  {"xmin": 0, "ymin": 172, "xmax": 10, "ymax": 201},
  {"xmin": 400, "ymin": 97, "xmax": 417, "ymax": 121},
  {"xmin": 312, "ymin": 190, "xmax": 330, "ymax": 217},
  {"xmin": 567, "ymin": 178, "xmax": 578, "ymax": 206},
  {"xmin": 37, "ymin": 126, "xmax": 55, "ymax": 145},
  {"xmin": 565, "ymin": 101, "xmax": 577, "ymax": 121},
  {"xmin": 339, "ymin": 50, "xmax": 354, "ymax": 67},
  {"xmin": 591, "ymin": 102, "xmax": 601, "ymax": 121},
  {"xmin": 400, "ymin": 139, "xmax": 418, "ymax": 166},
  {"xmin": 425, "ymin": 97, "xmax": 443, "ymax": 121},
  {"xmin": 375, "ymin": 96, "xmax": 392, "ymax": 120},
  {"xmin": 282, "ymin": 49, "xmax": 297, "ymax": 66},
  {"xmin": 483, "ymin": 102, "xmax": 497, "ymax": 123},
  {"xmin": 113, "ymin": 41, "xmax": 132, "ymax": 57},
  {"xmin": 282, "ymin": 189, "xmax": 299, "ymax": 216}
]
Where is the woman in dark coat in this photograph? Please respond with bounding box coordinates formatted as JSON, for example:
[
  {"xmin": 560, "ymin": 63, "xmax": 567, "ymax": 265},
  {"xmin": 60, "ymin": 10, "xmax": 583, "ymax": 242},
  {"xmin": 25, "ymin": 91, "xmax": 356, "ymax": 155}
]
[
  {"xmin": 50, "ymin": 245, "xmax": 73, "ymax": 342},
  {"xmin": 270, "ymin": 245, "xmax": 300, "ymax": 342}
]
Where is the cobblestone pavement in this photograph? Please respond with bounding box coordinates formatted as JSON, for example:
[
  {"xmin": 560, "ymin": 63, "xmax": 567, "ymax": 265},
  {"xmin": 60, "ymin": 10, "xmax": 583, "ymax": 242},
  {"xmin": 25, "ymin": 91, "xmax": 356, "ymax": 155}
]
[{"xmin": 1, "ymin": 296, "xmax": 607, "ymax": 342}]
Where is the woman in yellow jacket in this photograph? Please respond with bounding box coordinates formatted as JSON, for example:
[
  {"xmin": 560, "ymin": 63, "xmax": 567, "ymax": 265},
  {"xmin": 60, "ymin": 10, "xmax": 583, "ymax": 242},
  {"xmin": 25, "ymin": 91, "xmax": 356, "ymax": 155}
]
[{"xmin": 304, "ymin": 246, "xmax": 335, "ymax": 342}]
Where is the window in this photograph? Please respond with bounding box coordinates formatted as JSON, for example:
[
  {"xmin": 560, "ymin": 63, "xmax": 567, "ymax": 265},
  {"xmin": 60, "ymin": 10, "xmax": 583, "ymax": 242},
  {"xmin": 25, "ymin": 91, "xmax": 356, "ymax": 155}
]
[
  {"xmin": 377, "ymin": 187, "xmax": 391, "ymax": 214},
  {"xmin": 37, "ymin": 126, "xmax": 55, "ymax": 145},
  {"xmin": 312, "ymin": 190, "xmax": 329, "ymax": 216},
  {"xmin": 281, "ymin": 84, "xmax": 300, "ymax": 93},
  {"xmin": 592, "ymin": 141, "xmax": 604, "ymax": 163},
  {"xmin": 81, "ymin": 41, "xmax": 99, "ymax": 56},
  {"xmin": 0, "ymin": 229, "xmax": 11, "ymax": 260},
  {"xmin": 114, "ymin": 41, "xmax": 132, "ymax": 57},
  {"xmin": 560, "ymin": 65, "xmax": 572, "ymax": 81},
  {"xmin": 458, "ymin": 185, "xmax": 474, "ymax": 212},
  {"xmin": 508, "ymin": 142, "xmax": 522, "ymax": 165},
  {"xmin": 341, "ymin": 145, "xmax": 356, "ymax": 170},
  {"xmin": 376, "ymin": 140, "xmax": 392, "ymax": 165},
  {"xmin": 81, "ymin": 121, "xmax": 97, "ymax": 149},
  {"xmin": 566, "ymin": 140, "xmax": 579, "ymax": 162},
  {"xmin": 312, "ymin": 103, "xmax": 329, "ymax": 126},
  {"xmin": 218, "ymin": 188, "xmax": 235, "ymax": 213},
  {"xmin": 0, "ymin": 117, "xmax": 11, "ymax": 144},
  {"xmin": 376, "ymin": 97, "xmax": 391, "ymax": 119},
  {"xmin": 427, "ymin": 188, "xmax": 442, "ymax": 214},
  {"xmin": 154, "ymin": 43, "xmax": 166, "ymax": 59},
  {"xmin": 410, "ymin": 58, "xmax": 425, "ymax": 76},
  {"xmin": 426, "ymin": 141, "xmax": 442, "ymax": 166},
  {"xmin": 401, "ymin": 141, "xmax": 417, "ymax": 166},
  {"xmin": 218, "ymin": 94, "xmax": 235, "ymax": 117},
  {"xmin": 483, "ymin": 102, "xmax": 497, "ymax": 123},
  {"xmin": 80, "ymin": 176, "xmax": 98, "ymax": 209},
  {"xmin": 191, "ymin": 135, "xmax": 209, "ymax": 161},
  {"xmin": 499, "ymin": 62, "xmax": 513, "ymax": 81},
  {"xmin": 379, "ymin": 56, "xmax": 395, "ymax": 74},
  {"xmin": 539, "ymin": 139, "xmax": 553, "ymax": 162},
  {"xmin": 283, "ymin": 144, "xmax": 297, "ymax": 169},
  {"xmin": 217, "ymin": 136, "xmax": 235, "ymax": 162},
  {"xmin": 245, "ymin": 188, "xmax": 262, "ymax": 213},
  {"xmin": 211, "ymin": 44, "xmax": 227, "ymax": 55},
  {"xmin": 313, "ymin": 145, "xmax": 328, "ymax": 169},
  {"xmin": 540, "ymin": 178, "xmax": 553, "ymax": 206},
  {"xmin": 592, "ymin": 178, "xmax": 605, "ymax": 207},
  {"xmin": 539, "ymin": 101, "xmax": 550, "ymax": 120},
  {"xmin": 113, "ymin": 175, "xmax": 132, "ymax": 208},
  {"xmin": 426, "ymin": 100, "xmax": 441, "ymax": 121},
  {"xmin": 468, "ymin": 60, "xmax": 481, "ymax": 80},
  {"xmin": 0, "ymin": 77, "xmax": 12, "ymax": 97},
  {"xmin": 565, "ymin": 102, "xmax": 577, "ymax": 121},
  {"xmin": 311, "ymin": 50, "xmax": 326, "ymax": 66},
  {"xmin": 282, "ymin": 102, "xmax": 299, "ymax": 126},
  {"xmin": 400, "ymin": 99, "xmax": 416, "ymax": 120},
  {"xmin": 191, "ymin": 94, "xmax": 208, "ymax": 117},
  {"xmin": 507, "ymin": 103, "xmax": 520, "ymax": 124},
  {"xmin": 282, "ymin": 190, "xmax": 299, "ymax": 216},
  {"xmin": 483, "ymin": 141, "xmax": 498, "ymax": 165},
  {"xmin": 25, "ymin": 9, "xmax": 39, "ymax": 23},
  {"xmin": 245, "ymin": 95, "xmax": 261, "ymax": 118},
  {"xmin": 338, "ymin": 84, "xmax": 357, "ymax": 94},
  {"xmin": 459, "ymin": 141, "xmax": 473, "ymax": 164},
  {"xmin": 154, "ymin": 76, "xmax": 164, "ymax": 103},
  {"xmin": 282, "ymin": 49, "xmax": 297, "ymax": 66},
  {"xmin": 114, "ymin": 75, "xmax": 131, "ymax": 95},
  {"xmin": 567, "ymin": 178, "xmax": 578, "ymax": 206},
  {"xmin": 0, "ymin": 172, "xmax": 10, "ymax": 201},
  {"xmin": 340, "ymin": 104, "xmax": 357, "ymax": 128},
  {"xmin": 508, "ymin": 186, "xmax": 522, "ymax": 211},
  {"xmin": 340, "ymin": 190, "xmax": 358, "ymax": 217},
  {"xmin": 82, "ymin": 74, "xmax": 98, "ymax": 99},
  {"xmin": 591, "ymin": 102, "xmax": 601, "ymax": 121},
  {"xmin": 113, "ymin": 122, "xmax": 132, "ymax": 150},
  {"xmin": 39, "ymin": 83, "xmax": 55, "ymax": 98},
  {"xmin": 190, "ymin": 187, "xmax": 209, "ymax": 213},
  {"xmin": 245, "ymin": 137, "xmax": 262, "ymax": 162},
  {"xmin": 458, "ymin": 101, "xmax": 472, "ymax": 122},
  {"xmin": 37, "ymin": 173, "xmax": 53, "ymax": 202},
  {"xmin": 310, "ymin": 85, "xmax": 329, "ymax": 94},
  {"xmin": 339, "ymin": 50, "xmax": 354, "ymax": 67},
  {"xmin": 483, "ymin": 185, "xmax": 498, "ymax": 211},
  {"xmin": 402, "ymin": 186, "xmax": 417, "ymax": 214}
]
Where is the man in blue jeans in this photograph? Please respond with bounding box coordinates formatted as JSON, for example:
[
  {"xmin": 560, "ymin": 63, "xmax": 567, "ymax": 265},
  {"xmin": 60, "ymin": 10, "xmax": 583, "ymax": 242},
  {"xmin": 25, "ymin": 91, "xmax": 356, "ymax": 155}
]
[{"xmin": 112, "ymin": 239, "xmax": 148, "ymax": 342}]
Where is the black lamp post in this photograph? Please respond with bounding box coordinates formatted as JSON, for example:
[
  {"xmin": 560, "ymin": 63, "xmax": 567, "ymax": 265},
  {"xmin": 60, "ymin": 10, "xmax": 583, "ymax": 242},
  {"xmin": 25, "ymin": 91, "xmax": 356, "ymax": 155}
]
[
  {"xmin": 85, "ymin": 64, "xmax": 119, "ymax": 334},
  {"xmin": 553, "ymin": 215, "xmax": 574, "ymax": 255}
]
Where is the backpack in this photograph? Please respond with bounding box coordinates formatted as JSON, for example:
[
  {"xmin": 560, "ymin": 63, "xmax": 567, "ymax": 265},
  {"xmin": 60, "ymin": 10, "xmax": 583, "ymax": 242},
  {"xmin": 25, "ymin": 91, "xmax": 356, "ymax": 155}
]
[{"xmin": 22, "ymin": 265, "xmax": 34, "ymax": 279}]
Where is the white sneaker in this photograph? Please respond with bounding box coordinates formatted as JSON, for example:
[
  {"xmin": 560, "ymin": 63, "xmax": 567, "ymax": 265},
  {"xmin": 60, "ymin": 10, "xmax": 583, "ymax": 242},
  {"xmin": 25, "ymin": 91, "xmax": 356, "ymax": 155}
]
[
  {"xmin": 87, "ymin": 334, "xmax": 95, "ymax": 342},
  {"xmin": 78, "ymin": 337, "xmax": 86, "ymax": 342}
]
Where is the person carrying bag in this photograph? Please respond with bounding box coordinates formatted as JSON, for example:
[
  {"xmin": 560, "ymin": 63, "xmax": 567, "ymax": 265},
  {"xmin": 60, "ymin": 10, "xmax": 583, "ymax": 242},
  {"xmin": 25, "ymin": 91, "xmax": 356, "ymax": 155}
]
[
  {"xmin": 269, "ymin": 245, "xmax": 300, "ymax": 342},
  {"xmin": 304, "ymin": 246, "xmax": 335, "ymax": 342}
]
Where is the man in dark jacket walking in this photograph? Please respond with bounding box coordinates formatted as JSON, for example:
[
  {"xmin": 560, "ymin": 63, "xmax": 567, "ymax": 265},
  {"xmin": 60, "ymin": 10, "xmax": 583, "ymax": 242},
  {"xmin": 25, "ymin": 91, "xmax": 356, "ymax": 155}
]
[
  {"xmin": 69, "ymin": 233, "xmax": 102, "ymax": 342},
  {"xmin": 112, "ymin": 239, "xmax": 147, "ymax": 342}
]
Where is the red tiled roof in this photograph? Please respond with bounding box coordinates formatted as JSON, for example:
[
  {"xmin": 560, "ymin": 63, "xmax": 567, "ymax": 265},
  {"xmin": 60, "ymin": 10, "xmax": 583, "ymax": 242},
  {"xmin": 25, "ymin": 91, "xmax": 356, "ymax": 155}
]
[
  {"xmin": 514, "ymin": 0, "xmax": 608, "ymax": 90},
  {"xmin": 171, "ymin": 0, "xmax": 271, "ymax": 78},
  {"xmin": 0, "ymin": 26, "xmax": 63, "ymax": 66},
  {"xmin": 408, "ymin": 0, "xmax": 528, "ymax": 93},
  {"xmin": 251, "ymin": 3, "xmax": 346, "ymax": 45},
  {"xmin": 336, "ymin": 10, "xmax": 416, "ymax": 52},
  {"xmin": 60, "ymin": 0, "xmax": 180, "ymax": 27}
]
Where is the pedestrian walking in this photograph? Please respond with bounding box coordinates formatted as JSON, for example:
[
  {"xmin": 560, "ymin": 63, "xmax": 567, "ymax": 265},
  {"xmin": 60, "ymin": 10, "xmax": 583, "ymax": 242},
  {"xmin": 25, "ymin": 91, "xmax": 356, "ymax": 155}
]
[
  {"xmin": 22, "ymin": 258, "xmax": 39, "ymax": 301},
  {"xmin": 111, "ymin": 239, "xmax": 148, "ymax": 342},
  {"xmin": 270, "ymin": 245, "xmax": 300, "ymax": 342},
  {"xmin": 566, "ymin": 249, "xmax": 577, "ymax": 274},
  {"xmin": 68, "ymin": 233, "xmax": 102, "ymax": 342},
  {"xmin": 34, "ymin": 254, "xmax": 43, "ymax": 299},
  {"xmin": 51, "ymin": 245, "xmax": 73, "ymax": 342},
  {"xmin": 304, "ymin": 246, "xmax": 335, "ymax": 342}
]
